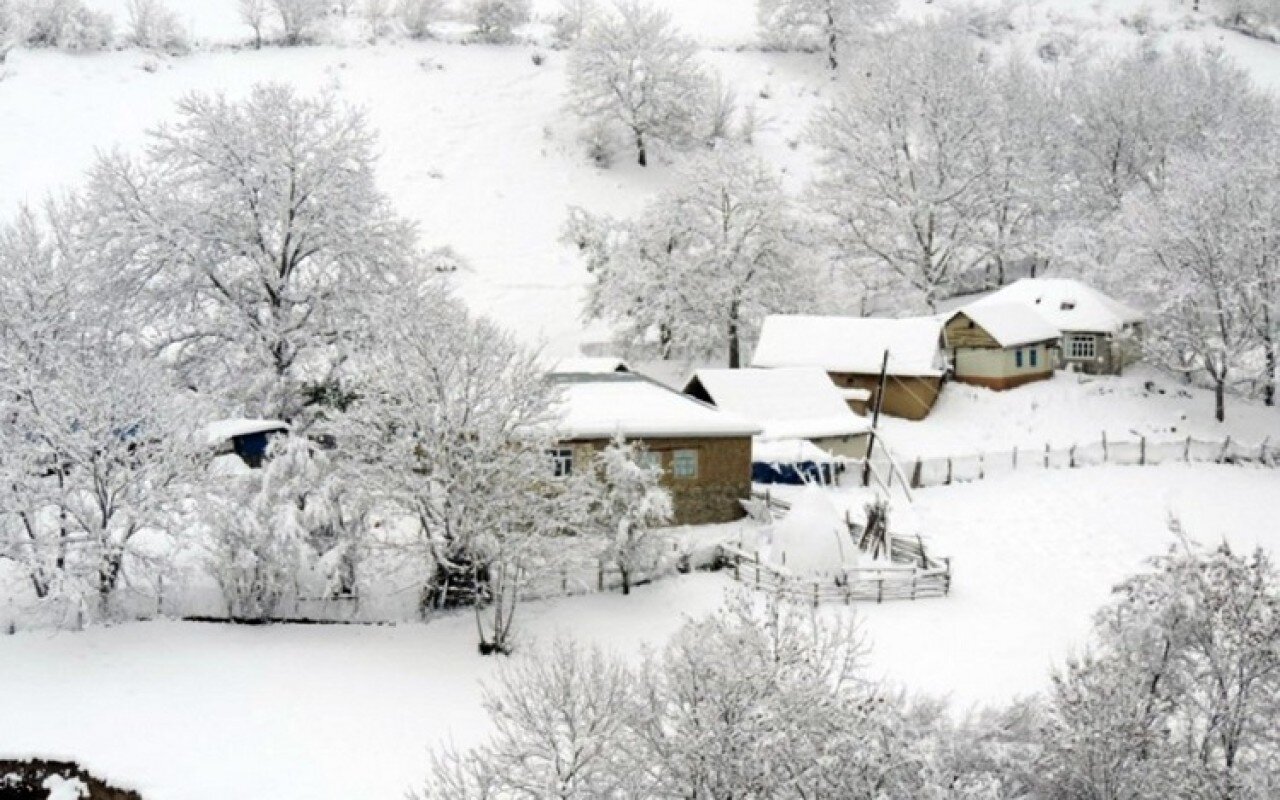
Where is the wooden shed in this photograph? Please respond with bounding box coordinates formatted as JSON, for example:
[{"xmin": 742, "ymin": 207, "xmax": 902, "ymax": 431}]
[
  {"xmin": 944, "ymin": 304, "xmax": 1060, "ymax": 390},
  {"xmin": 549, "ymin": 372, "xmax": 761, "ymax": 526},
  {"xmin": 751, "ymin": 315, "xmax": 947, "ymax": 421}
]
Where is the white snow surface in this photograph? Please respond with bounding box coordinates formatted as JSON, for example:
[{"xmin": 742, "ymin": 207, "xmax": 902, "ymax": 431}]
[
  {"xmin": 687, "ymin": 367, "xmax": 872, "ymax": 440},
  {"xmin": 764, "ymin": 486, "xmax": 859, "ymax": 575},
  {"xmin": 548, "ymin": 356, "xmax": 630, "ymax": 374},
  {"xmin": 752, "ymin": 436, "xmax": 836, "ymax": 464},
  {"xmin": 41, "ymin": 775, "xmax": 88, "ymax": 800},
  {"xmin": 946, "ymin": 303, "xmax": 1061, "ymax": 348},
  {"xmin": 752, "ymin": 315, "xmax": 947, "ymax": 377},
  {"xmin": 202, "ymin": 418, "xmax": 289, "ymax": 445},
  {"xmin": 968, "ymin": 278, "xmax": 1144, "ymax": 335},
  {"xmin": 2, "ymin": 464, "xmax": 1278, "ymax": 799},
  {"xmin": 551, "ymin": 372, "xmax": 761, "ymax": 440}
]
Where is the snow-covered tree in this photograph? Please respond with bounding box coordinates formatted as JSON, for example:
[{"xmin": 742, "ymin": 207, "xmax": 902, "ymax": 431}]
[
  {"xmin": 85, "ymin": 84, "xmax": 419, "ymax": 423},
  {"xmin": 0, "ymin": 0, "xmax": 19, "ymax": 63},
  {"xmin": 567, "ymin": 0, "xmax": 710, "ymax": 166},
  {"xmin": 125, "ymin": 0, "xmax": 188, "ymax": 53},
  {"xmin": 466, "ymin": 0, "xmax": 530, "ymax": 43},
  {"xmin": 20, "ymin": 0, "xmax": 113, "ymax": 50},
  {"xmin": 333, "ymin": 291, "xmax": 566, "ymax": 653},
  {"xmin": 1038, "ymin": 535, "xmax": 1280, "ymax": 799},
  {"xmin": 270, "ymin": 0, "xmax": 325, "ymax": 44},
  {"xmin": 756, "ymin": 0, "xmax": 897, "ymax": 69},
  {"xmin": 551, "ymin": 0, "xmax": 597, "ymax": 46},
  {"xmin": 566, "ymin": 148, "xmax": 813, "ymax": 366},
  {"xmin": 809, "ymin": 20, "xmax": 994, "ymax": 311},
  {"xmin": 589, "ymin": 436, "xmax": 672, "ymax": 595},
  {"xmin": 362, "ymin": 0, "xmax": 391, "ymax": 37},
  {"xmin": 238, "ymin": 0, "xmax": 270, "ymax": 47},
  {"xmin": 203, "ymin": 435, "xmax": 366, "ymax": 621},
  {"xmin": 396, "ymin": 0, "xmax": 441, "ymax": 39}
]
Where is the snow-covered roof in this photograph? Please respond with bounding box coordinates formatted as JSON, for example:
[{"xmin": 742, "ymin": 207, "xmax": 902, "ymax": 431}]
[
  {"xmin": 550, "ymin": 373, "xmax": 761, "ymax": 440},
  {"xmin": 549, "ymin": 356, "xmax": 629, "ymax": 375},
  {"xmin": 947, "ymin": 303, "xmax": 1061, "ymax": 348},
  {"xmin": 969, "ymin": 279, "xmax": 1143, "ymax": 335},
  {"xmin": 752, "ymin": 437, "xmax": 836, "ymax": 464},
  {"xmin": 685, "ymin": 368, "xmax": 872, "ymax": 441},
  {"xmin": 204, "ymin": 418, "xmax": 289, "ymax": 445},
  {"xmin": 841, "ymin": 388, "xmax": 873, "ymax": 402},
  {"xmin": 751, "ymin": 315, "xmax": 946, "ymax": 377}
]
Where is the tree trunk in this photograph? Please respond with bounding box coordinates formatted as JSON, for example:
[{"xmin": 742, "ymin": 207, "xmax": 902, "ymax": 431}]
[
  {"xmin": 826, "ymin": 12, "xmax": 838, "ymax": 70},
  {"xmin": 620, "ymin": 567, "xmax": 631, "ymax": 596},
  {"xmin": 1215, "ymin": 379, "xmax": 1226, "ymax": 423},
  {"xmin": 727, "ymin": 297, "xmax": 741, "ymax": 369},
  {"xmin": 635, "ymin": 131, "xmax": 647, "ymax": 167},
  {"xmin": 1263, "ymin": 329, "xmax": 1276, "ymax": 407}
]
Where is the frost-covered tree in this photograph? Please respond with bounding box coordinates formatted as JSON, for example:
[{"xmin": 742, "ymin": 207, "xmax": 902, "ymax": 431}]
[
  {"xmin": 270, "ymin": 0, "xmax": 325, "ymax": 44},
  {"xmin": 20, "ymin": 0, "xmax": 113, "ymax": 50},
  {"xmin": 362, "ymin": 0, "xmax": 391, "ymax": 37},
  {"xmin": 0, "ymin": 203, "xmax": 201, "ymax": 625},
  {"xmin": 551, "ymin": 0, "xmax": 597, "ymax": 46},
  {"xmin": 396, "ymin": 0, "xmax": 441, "ymax": 39},
  {"xmin": 203, "ymin": 435, "xmax": 366, "ymax": 621},
  {"xmin": 125, "ymin": 0, "xmax": 188, "ymax": 53},
  {"xmin": 567, "ymin": 0, "xmax": 710, "ymax": 166},
  {"xmin": 466, "ymin": 0, "xmax": 530, "ymax": 43},
  {"xmin": 0, "ymin": 0, "xmax": 19, "ymax": 63},
  {"xmin": 238, "ymin": 0, "xmax": 270, "ymax": 47},
  {"xmin": 334, "ymin": 292, "xmax": 565, "ymax": 653},
  {"xmin": 756, "ymin": 0, "xmax": 897, "ymax": 69},
  {"xmin": 809, "ymin": 20, "xmax": 994, "ymax": 311},
  {"xmin": 566, "ymin": 148, "xmax": 813, "ymax": 366},
  {"xmin": 589, "ymin": 436, "xmax": 671, "ymax": 595},
  {"xmin": 1038, "ymin": 535, "xmax": 1280, "ymax": 799},
  {"xmin": 85, "ymin": 85, "xmax": 419, "ymax": 423}
]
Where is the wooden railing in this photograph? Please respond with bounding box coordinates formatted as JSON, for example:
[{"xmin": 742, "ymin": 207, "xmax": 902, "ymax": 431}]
[{"xmin": 716, "ymin": 544, "xmax": 951, "ymax": 604}]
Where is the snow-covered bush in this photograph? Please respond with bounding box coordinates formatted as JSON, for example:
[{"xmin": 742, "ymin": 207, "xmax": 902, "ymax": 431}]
[
  {"xmin": 567, "ymin": 0, "xmax": 710, "ymax": 166},
  {"xmin": 551, "ymin": 0, "xmax": 596, "ymax": 46},
  {"xmin": 125, "ymin": 0, "xmax": 188, "ymax": 54},
  {"xmin": 362, "ymin": 0, "xmax": 391, "ymax": 37},
  {"xmin": 238, "ymin": 0, "xmax": 270, "ymax": 47},
  {"xmin": 21, "ymin": 0, "xmax": 113, "ymax": 51},
  {"xmin": 756, "ymin": 0, "xmax": 897, "ymax": 68},
  {"xmin": 396, "ymin": 0, "xmax": 441, "ymax": 38},
  {"xmin": 466, "ymin": 0, "xmax": 529, "ymax": 43},
  {"xmin": 587, "ymin": 436, "xmax": 672, "ymax": 595}
]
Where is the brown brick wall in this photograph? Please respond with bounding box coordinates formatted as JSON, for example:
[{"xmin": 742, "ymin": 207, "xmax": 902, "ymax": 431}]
[{"xmin": 565, "ymin": 436, "xmax": 753, "ymax": 526}]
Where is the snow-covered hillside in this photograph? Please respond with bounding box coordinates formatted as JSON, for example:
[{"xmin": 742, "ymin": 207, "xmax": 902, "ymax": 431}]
[{"xmin": 4, "ymin": 0, "xmax": 1280, "ymax": 354}]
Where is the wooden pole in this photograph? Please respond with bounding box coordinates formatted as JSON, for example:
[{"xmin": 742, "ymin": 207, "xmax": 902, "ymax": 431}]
[
  {"xmin": 1102, "ymin": 430, "xmax": 1108, "ymax": 462},
  {"xmin": 1219, "ymin": 436, "xmax": 1232, "ymax": 464},
  {"xmin": 1139, "ymin": 436, "xmax": 1146, "ymax": 466},
  {"xmin": 862, "ymin": 350, "xmax": 891, "ymax": 488},
  {"xmin": 1185, "ymin": 435, "xmax": 1192, "ymax": 462}
]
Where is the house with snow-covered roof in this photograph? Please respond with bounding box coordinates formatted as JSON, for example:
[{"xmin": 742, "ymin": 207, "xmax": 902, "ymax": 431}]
[
  {"xmin": 750, "ymin": 315, "xmax": 947, "ymax": 421},
  {"xmin": 967, "ymin": 278, "xmax": 1143, "ymax": 375},
  {"xmin": 943, "ymin": 304, "xmax": 1061, "ymax": 390},
  {"xmin": 204, "ymin": 418, "xmax": 290, "ymax": 468},
  {"xmin": 682, "ymin": 367, "xmax": 872, "ymax": 458},
  {"xmin": 549, "ymin": 372, "xmax": 761, "ymax": 525}
]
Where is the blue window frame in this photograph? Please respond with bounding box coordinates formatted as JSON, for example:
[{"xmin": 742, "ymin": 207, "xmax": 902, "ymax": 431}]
[
  {"xmin": 1015, "ymin": 348, "xmax": 1024, "ymax": 368},
  {"xmin": 1029, "ymin": 348, "xmax": 1038, "ymax": 368}
]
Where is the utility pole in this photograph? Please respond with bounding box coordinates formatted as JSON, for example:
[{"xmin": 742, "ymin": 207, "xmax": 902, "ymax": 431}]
[{"xmin": 862, "ymin": 349, "xmax": 890, "ymax": 487}]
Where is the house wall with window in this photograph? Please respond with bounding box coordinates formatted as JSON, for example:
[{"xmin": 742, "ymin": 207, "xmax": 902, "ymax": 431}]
[
  {"xmin": 1061, "ymin": 324, "xmax": 1144, "ymax": 375},
  {"xmin": 557, "ymin": 436, "xmax": 753, "ymax": 525},
  {"xmin": 944, "ymin": 311, "xmax": 1057, "ymax": 391}
]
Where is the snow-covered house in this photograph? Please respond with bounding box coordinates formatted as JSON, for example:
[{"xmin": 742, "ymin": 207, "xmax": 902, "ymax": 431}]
[
  {"xmin": 751, "ymin": 315, "xmax": 948, "ymax": 421},
  {"xmin": 943, "ymin": 304, "xmax": 1061, "ymax": 390},
  {"xmin": 204, "ymin": 418, "xmax": 290, "ymax": 468},
  {"xmin": 548, "ymin": 356, "xmax": 630, "ymax": 374},
  {"xmin": 549, "ymin": 372, "xmax": 761, "ymax": 525},
  {"xmin": 682, "ymin": 367, "xmax": 873, "ymax": 459},
  {"xmin": 968, "ymin": 279, "xmax": 1143, "ymax": 375}
]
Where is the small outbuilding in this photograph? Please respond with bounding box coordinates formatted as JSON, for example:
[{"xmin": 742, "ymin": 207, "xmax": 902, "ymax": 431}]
[
  {"xmin": 550, "ymin": 372, "xmax": 761, "ymax": 525},
  {"xmin": 751, "ymin": 315, "xmax": 948, "ymax": 421},
  {"xmin": 204, "ymin": 419, "xmax": 290, "ymax": 468},
  {"xmin": 968, "ymin": 279, "xmax": 1143, "ymax": 375},
  {"xmin": 944, "ymin": 304, "xmax": 1060, "ymax": 390},
  {"xmin": 682, "ymin": 367, "xmax": 873, "ymax": 459}
]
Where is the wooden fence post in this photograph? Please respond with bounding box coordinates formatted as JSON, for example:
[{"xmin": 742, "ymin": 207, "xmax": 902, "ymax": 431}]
[
  {"xmin": 1102, "ymin": 430, "xmax": 1108, "ymax": 462},
  {"xmin": 1069, "ymin": 445, "xmax": 1076, "ymax": 468},
  {"xmin": 1185, "ymin": 436, "xmax": 1192, "ymax": 462},
  {"xmin": 911, "ymin": 458, "xmax": 923, "ymax": 488},
  {"xmin": 1012, "ymin": 446, "xmax": 1018, "ymax": 470},
  {"xmin": 944, "ymin": 558, "xmax": 952, "ymax": 596},
  {"xmin": 1218, "ymin": 436, "xmax": 1231, "ymax": 464},
  {"xmin": 1045, "ymin": 442, "xmax": 1051, "ymax": 468},
  {"xmin": 597, "ymin": 562, "xmax": 604, "ymax": 592},
  {"xmin": 946, "ymin": 458, "xmax": 953, "ymax": 485},
  {"xmin": 733, "ymin": 552, "xmax": 740, "ymax": 581},
  {"xmin": 979, "ymin": 452, "xmax": 985, "ymax": 480},
  {"xmin": 1139, "ymin": 436, "xmax": 1146, "ymax": 466},
  {"xmin": 1261, "ymin": 437, "xmax": 1271, "ymax": 464},
  {"xmin": 754, "ymin": 552, "xmax": 760, "ymax": 588},
  {"xmin": 877, "ymin": 578, "xmax": 884, "ymax": 604},
  {"xmin": 561, "ymin": 567, "xmax": 568, "ymax": 594},
  {"xmin": 812, "ymin": 581, "xmax": 820, "ymax": 608},
  {"xmin": 910, "ymin": 573, "xmax": 917, "ymax": 601}
]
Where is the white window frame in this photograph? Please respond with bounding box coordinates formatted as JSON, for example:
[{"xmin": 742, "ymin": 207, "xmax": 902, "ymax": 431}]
[
  {"xmin": 1068, "ymin": 334, "xmax": 1096, "ymax": 360},
  {"xmin": 636, "ymin": 450, "xmax": 663, "ymax": 474},
  {"xmin": 672, "ymin": 449, "xmax": 698, "ymax": 479},
  {"xmin": 549, "ymin": 447, "xmax": 574, "ymax": 477}
]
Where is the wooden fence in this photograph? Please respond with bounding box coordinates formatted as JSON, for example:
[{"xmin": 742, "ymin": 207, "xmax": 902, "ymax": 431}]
[
  {"xmin": 840, "ymin": 434, "xmax": 1276, "ymax": 490},
  {"xmin": 717, "ymin": 544, "xmax": 951, "ymax": 604}
]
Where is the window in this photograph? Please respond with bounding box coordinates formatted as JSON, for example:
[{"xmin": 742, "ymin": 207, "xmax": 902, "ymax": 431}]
[
  {"xmin": 1015, "ymin": 348, "xmax": 1024, "ymax": 368},
  {"xmin": 549, "ymin": 448, "xmax": 574, "ymax": 477},
  {"xmin": 672, "ymin": 449, "xmax": 698, "ymax": 479},
  {"xmin": 1068, "ymin": 334, "xmax": 1096, "ymax": 360},
  {"xmin": 636, "ymin": 450, "xmax": 662, "ymax": 473},
  {"xmin": 1029, "ymin": 348, "xmax": 1038, "ymax": 368}
]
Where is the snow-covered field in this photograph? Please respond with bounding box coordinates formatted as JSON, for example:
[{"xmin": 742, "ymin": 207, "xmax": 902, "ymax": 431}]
[
  {"xmin": 4, "ymin": 0, "xmax": 1280, "ymax": 354},
  {"xmin": 2, "ymin": 463, "xmax": 1277, "ymax": 800}
]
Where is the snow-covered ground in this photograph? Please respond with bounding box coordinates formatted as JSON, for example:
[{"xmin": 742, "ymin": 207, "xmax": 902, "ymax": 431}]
[
  {"xmin": 880, "ymin": 366, "xmax": 1280, "ymax": 460},
  {"xmin": 2, "ymin": 462, "xmax": 1276, "ymax": 800},
  {"xmin": 5, "ymin": 0, "xmax": 1280, "ymax": 354}
]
